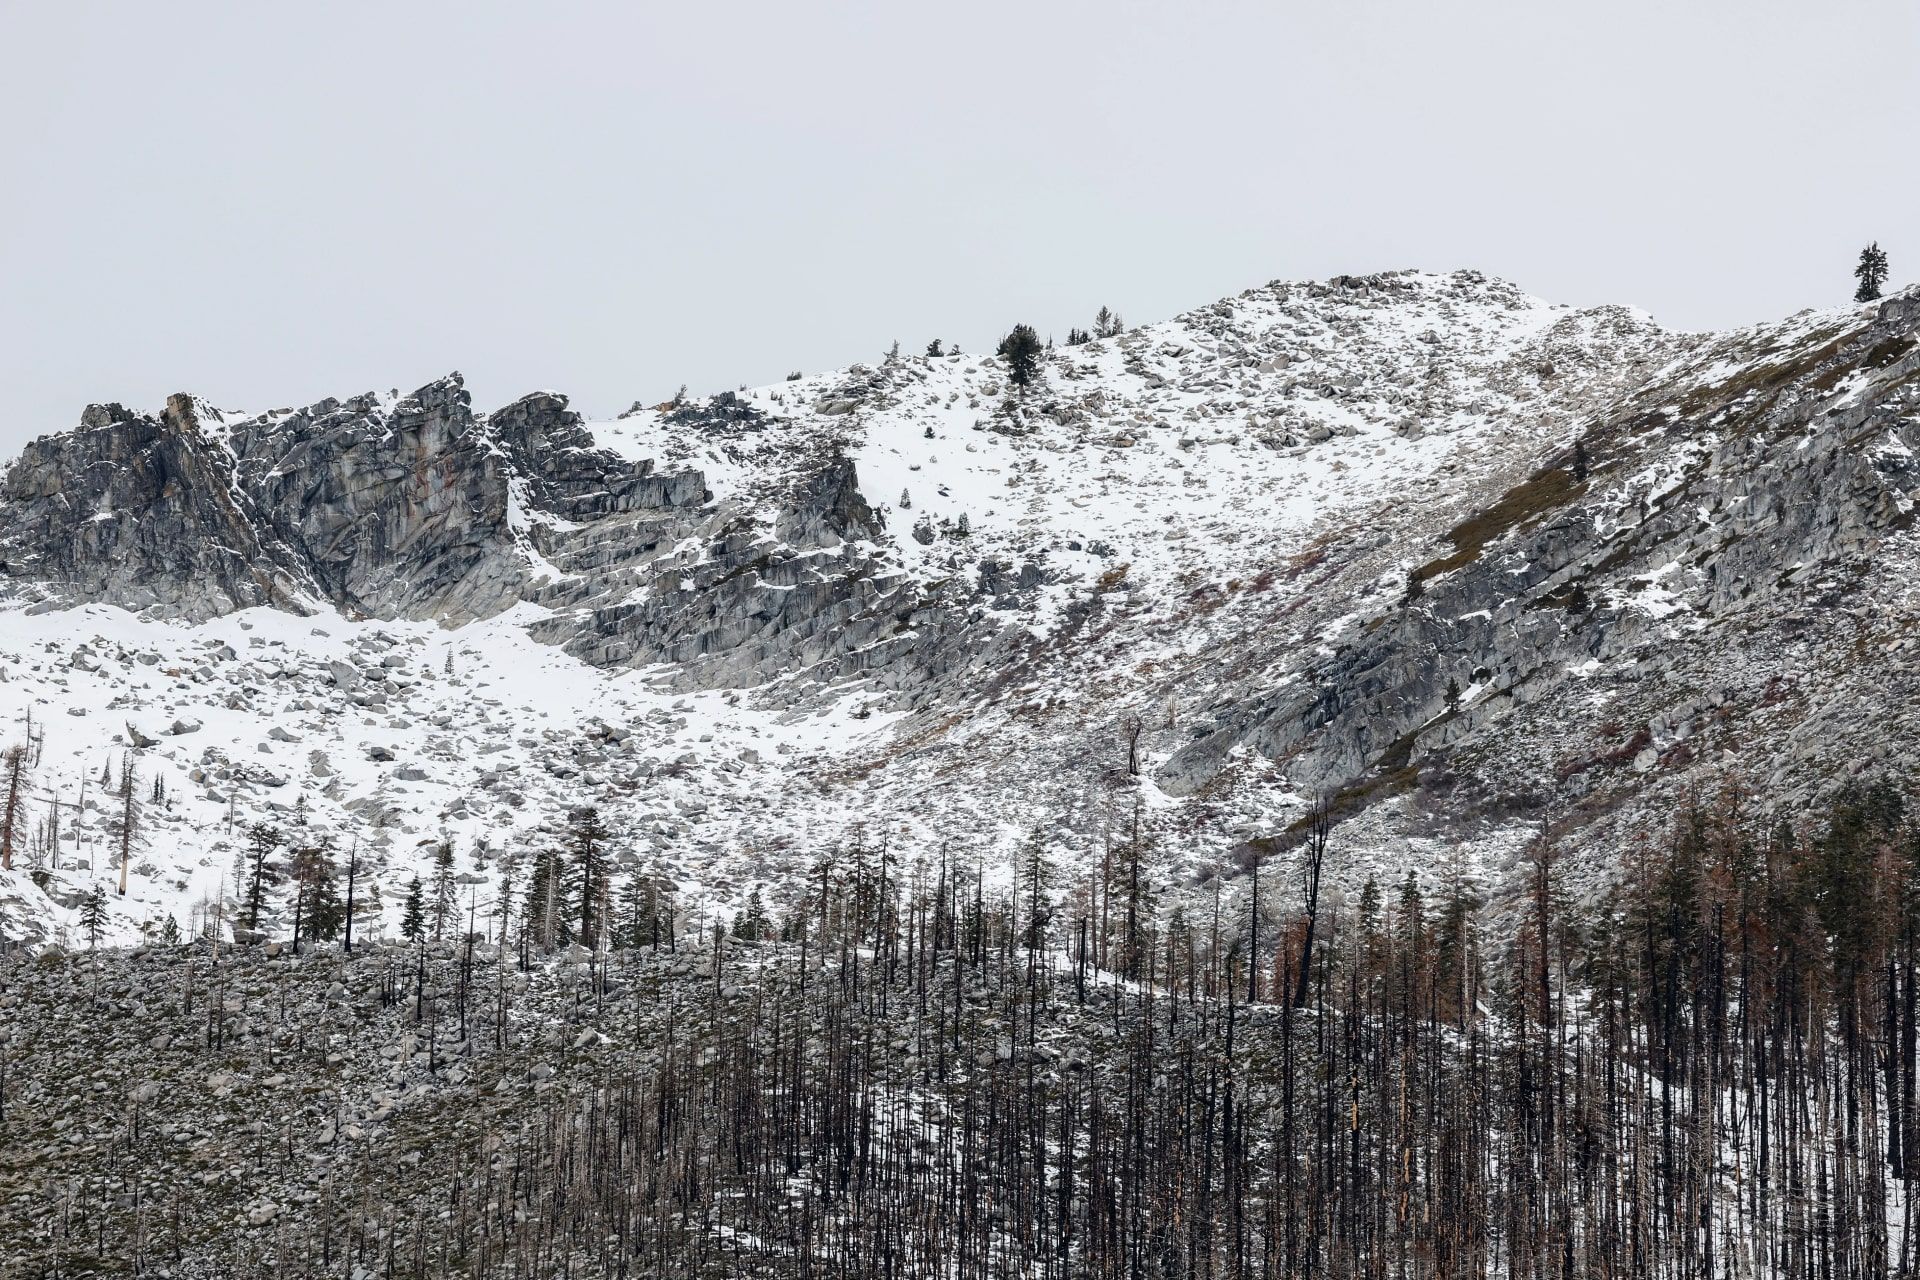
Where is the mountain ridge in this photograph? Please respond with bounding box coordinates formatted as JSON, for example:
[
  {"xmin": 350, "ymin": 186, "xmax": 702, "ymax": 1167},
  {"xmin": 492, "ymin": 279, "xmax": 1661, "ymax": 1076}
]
[{"xmin": 0, "ymin": 268, "xmax": 1916, "ymax": 949}]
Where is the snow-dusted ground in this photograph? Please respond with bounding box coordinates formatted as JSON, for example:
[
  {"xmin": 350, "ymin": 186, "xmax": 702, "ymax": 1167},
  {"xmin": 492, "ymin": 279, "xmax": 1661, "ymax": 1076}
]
[
  {"xmin": 7, "ymin": 268, "xmax": 1906, "ymax": 949},
  {"xmin": 0, "ymin": 600, "xmax": 910, "ymax": 946}
]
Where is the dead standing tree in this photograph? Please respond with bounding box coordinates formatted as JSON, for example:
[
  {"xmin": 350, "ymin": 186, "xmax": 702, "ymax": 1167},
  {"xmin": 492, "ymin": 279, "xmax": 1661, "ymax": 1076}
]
[
  {"xmin": 1292, "ymin": 799, "xmax": 1332, "ymax": 1009},
  {"xmin": 115, "ymin": 753, "xmax": 137, "ymax": 896},
  {"xmin": 0, "ymin": 744, "xmax": 26, "ymax": 872},
  {"xmin": 343, "ymin": 836, "xmax": 362, "ymax": 954},
  {"xmin": 1123, "ymin": 715, "xmax": 1144, "ymax": 778}
]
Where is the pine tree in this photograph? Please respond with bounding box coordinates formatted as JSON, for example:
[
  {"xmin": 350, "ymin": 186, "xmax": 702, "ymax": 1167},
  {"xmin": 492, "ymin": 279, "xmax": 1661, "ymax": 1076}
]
[
  {"xmin": 732, "ymin": 886, "xmax": 769, "ymax": 941},
  {"xmin": 1018, "ymin": 833, "xmax": 1055, "ymax": 954},
  {"xmin": 652, "ymin": 876, "xmax": 677, "ymax": 951},
  {"xmin": 243, "ymin": 823, "xmax": 281, "ymax": 934},
  {"xmin": 569, "ymin": 807, "xmax": 612, "ymax": 948},
  {"xmin": 159, "ymin": 913, "xmax": 180, "ymax": 946},
  {"xmin": 0, "ymin": 743, "xmax": 26, "ymax": 873},
  {"xmin": 299, "ymin": 844, "xmax": 345, "ymax": 948},
  {"xmin": 285, "ymin": 843, "xmax": 334, "ymax": 950},
  {"xmin": 430, "ymin": 840, "xmax": 456, "ymax": 941},
  {"xmin": 1856, "ymin": 242, "xmax": 1890, "ymax": 303},
  {"xmin": 401, "ymin": 875, "xmax": 426, "ymax": 943},
  {"xmin": 1571, "ymin": 436, "xmax": 1590, "ymax": 483},
  {"xmin": 524, "ymin": 847, "xmax": 569, "ymax": 952},
  {"xmin": 926, "ymin": 338, "xmax": 945, "ymax": 358},
  {"xmin": 618, "ymin": 874, "xmax": 649, "ymax": 949},
  {"xmin": 115, "ymin": 753, "xmax": 137, "ymax": 896},
  {"xmin": 996, "ymin": 324, "xmax": 1044, "ymax": 392},
  {"xmin": 306, "ymin": 866, "xmax": 345, "ymax": 942},
  {"xmin": 1094, "ymin": 305, "xmax": 1123, "ymax": 338},
  {"xmin": 78, "ymin": 883, "xmax": 108, "ymax": 948}
]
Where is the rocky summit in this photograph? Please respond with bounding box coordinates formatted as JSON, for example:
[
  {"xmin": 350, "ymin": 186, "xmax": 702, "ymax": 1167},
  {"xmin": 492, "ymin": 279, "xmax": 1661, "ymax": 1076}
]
[{"xmin": 0, "ymin": 269, "xmax": 1917, "ymax": 948}]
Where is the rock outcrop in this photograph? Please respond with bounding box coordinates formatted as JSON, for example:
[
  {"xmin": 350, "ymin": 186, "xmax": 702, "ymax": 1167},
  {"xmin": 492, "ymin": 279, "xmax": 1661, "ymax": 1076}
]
[
  {"xmin": 4, "ymin": 271, "xmax": 1919, "ymax": 882},
  {"xmin": 1163, "ymin": 291, "xmax": 1920, "ymax": 830},
  {"xmin": 0, "ymin": 398, "xmax": 315, "ymax": 618},
  {"xmin": 0, "ymin": 372, "xmax": 987, "ymax": 694}
]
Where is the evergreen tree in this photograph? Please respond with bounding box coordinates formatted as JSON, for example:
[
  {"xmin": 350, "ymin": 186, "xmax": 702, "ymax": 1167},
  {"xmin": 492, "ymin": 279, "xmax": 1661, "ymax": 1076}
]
[
  {"xmin": 732, "ymin": 886, "xmax": 769, "ymax": 941},
  {"xmin": 242, "ymin": 823, "xmax": 282, "ymax": 934},
  {"xmin": 569, "ymin": 807, "xmax": 612, "ymax": 948},
  {"xmin": 651, "ymin": 876, "xmax": 677, "ymax": 951},
  {"xmin": 1017, "ymin": 832, "xmax": 1056, "ymax": 953},
  {"xmin": 400, "ymin": 875, "xmax": 426, "ymax": 943},
  {"xmin": 285, "ymin": 842, "xmax": 334, "ymax": 951},
  {"xmin": 926, "ymin": 338, "xmax": 945, "ymax": 358},
  {"xmin": 77, "ymin": 883, "xmax": 108, "ymax": 948},
  {"xmin": 618, "ymin": 873, "xmax": 649, "ymax": 949},
  {"xmin": 1394, "ymin": 870, "xmax": 1425, "ymax": 951},
  {"xmin": 524, "ymin": 847, "xmax": 570, "ymax": 952},
  {"xmin": 430, "ymin": 839, "xmax": 456, "ymax": 941},
  {"xmin": 0, "ymin": 743, "xmax": 27, "ymax": 873},
  {"xmin": 1856, "ymin": 241, "xmax": 1890, "ymax": 303},
  {"xmin": 305, "ymin": 854, "xmax": 345, "ymax": 943},
  {"xmin": 996, "ymin": 324, "xmax": 1044, "ymax": 392},
  {"xmin": 1355, "ymin": 876, "xmax": 1386, "ymax": 981},
  {"xmin": 114, "ymin": 753, "xmax": 137, "ymax": 896}
]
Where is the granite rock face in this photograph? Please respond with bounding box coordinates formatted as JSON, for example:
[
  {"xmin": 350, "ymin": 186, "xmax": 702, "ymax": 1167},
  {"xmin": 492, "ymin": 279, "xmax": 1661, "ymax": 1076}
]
[
  {"xmin": 1161, "ymin": 291, "xmax": 1920, "ymax": 814},
  {"xmin": 0, "ymin": 377, "xmax": 557, "ymax": 622},
  {"xmin": 0, "ymin": 378, "xmax": 705, "ymax": 630},
  {"xmin": 219, "ymin": 377, "xmax": 525, "ymax": 623},
  {"xmin": 6, "ymin": 274, "xmax": 1920, "ymax": 860},
  {"xmin": 0, "ymin": 372, "xmax": 980, "ymax": 694},
  {"xmin": 0, "ymin": 398, "xmax": 308, "ymax": 617}
]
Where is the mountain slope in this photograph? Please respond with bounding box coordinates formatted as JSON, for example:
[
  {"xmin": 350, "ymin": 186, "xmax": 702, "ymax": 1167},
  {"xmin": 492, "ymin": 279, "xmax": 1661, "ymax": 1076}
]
[{"xmin": 1, "ymin": 270, "xmax": 1915, "ymax": 948}]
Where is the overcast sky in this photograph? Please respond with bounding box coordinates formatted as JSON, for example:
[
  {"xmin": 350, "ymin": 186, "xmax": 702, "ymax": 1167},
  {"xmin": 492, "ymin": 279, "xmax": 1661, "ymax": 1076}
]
[{"xmin": 2, "ymin": 1, "xmax": 1914, "ymax": 454}]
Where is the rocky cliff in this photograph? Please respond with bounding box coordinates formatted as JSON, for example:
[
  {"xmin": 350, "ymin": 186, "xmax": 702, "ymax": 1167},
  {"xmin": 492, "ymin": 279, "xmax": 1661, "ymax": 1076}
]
[
  {"xmin": 0, "ymin": 373, "xmax": 956, "ymax": 692},
  {"xmin": 1165, "ymin": 291, "xmax": 1920, "ymax": 811},
  {"xmin": 1, "ymin": 269, "xmax": 1916, "ymax": 947}
]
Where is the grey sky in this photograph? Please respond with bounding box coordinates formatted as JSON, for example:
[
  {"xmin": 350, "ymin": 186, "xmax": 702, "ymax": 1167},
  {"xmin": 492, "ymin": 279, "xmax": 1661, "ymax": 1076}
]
[{"xmin": 2, "ymin": 1, "xmax": 1915, "ymax": 455}]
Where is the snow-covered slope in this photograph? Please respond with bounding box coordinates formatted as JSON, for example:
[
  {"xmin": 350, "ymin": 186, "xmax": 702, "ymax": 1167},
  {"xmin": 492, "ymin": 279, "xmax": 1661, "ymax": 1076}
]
[{"xmin": 3, "ymin": 269, "xmax": 1917, "ymax": 948}]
